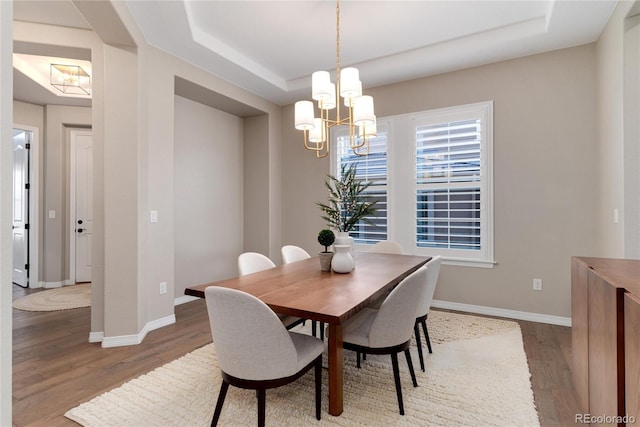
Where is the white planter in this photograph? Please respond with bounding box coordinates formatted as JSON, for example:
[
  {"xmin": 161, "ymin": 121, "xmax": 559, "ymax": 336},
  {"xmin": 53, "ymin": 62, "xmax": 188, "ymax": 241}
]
[{"xmin": 318, "ymin": 252, "xmax": 334, "ymax": 272}]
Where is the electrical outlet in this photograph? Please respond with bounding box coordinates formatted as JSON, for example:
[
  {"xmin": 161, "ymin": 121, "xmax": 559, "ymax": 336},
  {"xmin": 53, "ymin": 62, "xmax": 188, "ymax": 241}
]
[
  {"xmin": 159, "ymin": 282, "xmax": 167, "ymax": 295},
  {"xmin": 533, "ymin": 278, "xmax": 543, "ymax": 291}
]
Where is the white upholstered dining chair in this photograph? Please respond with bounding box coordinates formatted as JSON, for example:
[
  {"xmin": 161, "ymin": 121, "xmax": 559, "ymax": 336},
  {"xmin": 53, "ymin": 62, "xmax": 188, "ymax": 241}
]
[
  {"xmin": 414, "ymin": 255, "xmax": 442, "ymax": 372},
  {"xmin": 341, "ymin": 266, "xmax": 428, "ymax": 415},
  {"xmin": 238, "ymin": 252, "xmax": 277, "ymax": 276},
  {"xmin": 237, "ymin": 252, "xmax": 303, "ymax": 329},
  {"xmin": 205, "ymin": 287, "xmax": 324, "ymax": 427},
  {"xmin": 281, "ymin": 245, "xmax": 311, "ymax": 264}
]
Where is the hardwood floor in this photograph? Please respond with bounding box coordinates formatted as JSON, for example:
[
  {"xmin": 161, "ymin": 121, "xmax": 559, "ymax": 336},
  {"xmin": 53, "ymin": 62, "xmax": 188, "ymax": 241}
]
[{"xmin": 12, "ymin": 285, "xmax": 579, "ymax": 426}]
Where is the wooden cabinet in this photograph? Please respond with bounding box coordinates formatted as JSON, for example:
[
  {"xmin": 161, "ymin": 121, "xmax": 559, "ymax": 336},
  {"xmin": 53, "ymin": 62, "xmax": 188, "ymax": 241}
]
[
  {"xmin": 625, "ymin": 293, "xmax": 640, "ymax": 423},
  {"xmin": 571, "ymin": 258, "xmax": 590, "ymax": 412},
  {"xmin": 572, "ymin": 257, "xmax": 640, "ymax": 425}
]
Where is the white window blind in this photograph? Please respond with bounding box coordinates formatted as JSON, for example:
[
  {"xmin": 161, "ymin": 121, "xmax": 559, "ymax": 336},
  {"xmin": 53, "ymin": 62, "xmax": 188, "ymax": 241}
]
[
  {"xmin": 334, "ymin": 126, "xmax": 388, "ymax": 244},
  {"xmin": 416, "ymin": 119, "xmax": 481, "ymax": 250}
]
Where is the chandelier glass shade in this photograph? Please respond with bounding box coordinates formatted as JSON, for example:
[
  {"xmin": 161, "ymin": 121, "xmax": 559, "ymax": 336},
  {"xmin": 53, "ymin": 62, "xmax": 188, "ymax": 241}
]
[
  {"xmin": 50, "ymin": 63, "xmax": 91, "ymax": 96},
  {"xmin": 294, "ymin": 0, "xmax": 376, "ymax": 158}
]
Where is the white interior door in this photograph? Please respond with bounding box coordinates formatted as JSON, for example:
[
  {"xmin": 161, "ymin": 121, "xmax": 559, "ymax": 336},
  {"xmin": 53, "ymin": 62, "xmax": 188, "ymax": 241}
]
[
  {"xmin": 12, "ymin": 130, "xmax": 30, "ymax": 287},
  {"xmin": 72, "ymin": 130, "xmax": 93, "ymax": 283}
]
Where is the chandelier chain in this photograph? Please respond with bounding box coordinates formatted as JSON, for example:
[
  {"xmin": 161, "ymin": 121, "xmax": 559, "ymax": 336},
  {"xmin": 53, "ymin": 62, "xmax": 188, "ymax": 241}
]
[{"xmin": 336, "ymin": 0, "xmax": 341, "ymax": 78}]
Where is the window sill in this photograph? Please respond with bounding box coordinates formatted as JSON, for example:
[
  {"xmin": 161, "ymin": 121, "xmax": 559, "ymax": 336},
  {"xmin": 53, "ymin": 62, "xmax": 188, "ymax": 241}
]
[{"xmin": 441, "ymin": 257, "xmax": 496, "ymax": 269}]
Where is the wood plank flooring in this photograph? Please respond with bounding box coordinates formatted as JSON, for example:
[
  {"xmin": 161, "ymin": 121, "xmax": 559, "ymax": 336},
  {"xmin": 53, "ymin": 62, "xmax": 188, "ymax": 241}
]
[{"xmin": 12, "ymin": 285, "xmax": 579, "ymax": 426}]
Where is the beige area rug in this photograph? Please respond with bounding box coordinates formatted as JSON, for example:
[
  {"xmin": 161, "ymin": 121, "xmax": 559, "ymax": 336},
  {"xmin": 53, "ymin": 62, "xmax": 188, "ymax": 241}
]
[
  {"xmin": 12, "ymin": 283, "xmax": 91, "ymax": 311},
  {"xmin": 65, "ymin": 311, "xmax": 540, "ymax": 426}
]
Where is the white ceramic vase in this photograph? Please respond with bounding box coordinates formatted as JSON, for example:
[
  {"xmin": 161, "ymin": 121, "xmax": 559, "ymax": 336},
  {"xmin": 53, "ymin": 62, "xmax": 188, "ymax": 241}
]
[
  {"xmin": 331, "ymin": 245, "xmax": 354, "ymax": 273},
  {"xmin": 334, "ymin": 232, "xmax": 355, "ymax": 259}
]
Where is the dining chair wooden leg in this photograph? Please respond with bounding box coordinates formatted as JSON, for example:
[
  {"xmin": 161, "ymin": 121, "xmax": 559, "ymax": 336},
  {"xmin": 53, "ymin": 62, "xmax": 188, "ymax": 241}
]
[
  {"xmin": 312, "ymin": 320, "xmax": 317, "ymax": 337},
  {"xmin": 421, "ymin": 319, "xmax": 432, "ymax": 353},
  {"xmin": 257, "ymin": 389, "xmax": 266, "ymax": 427},
  {"xmin": 357, "ymin": 351, "xmax": 361, "ymax": 368},
  {"xmin": 414, "ymin": 323, "xmax": 425, "ymax": 372},
  {"xmin": 390, "ymin": 353, "xmax": 405, "ymax": 415},
  {"xmin": 211, "ymin": 380, "xmax": 229, "ymax": 427},
  {"xmin": 314, "ymin": 357, "xmax": 322, "ymax": 420},
  {"xmin": 404, "ymin": 348, "xmax": 418, "ymax": 387}
]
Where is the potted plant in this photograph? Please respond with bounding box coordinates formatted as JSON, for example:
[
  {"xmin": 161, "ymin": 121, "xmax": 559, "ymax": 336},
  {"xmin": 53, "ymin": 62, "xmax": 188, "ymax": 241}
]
[
  {"xmin": 316, "ymin": 163, "xmax": 378, "ymax": 254},
  {"xmin": 317, "ymin": 229, "xmax": 335, "ymax": 271}
]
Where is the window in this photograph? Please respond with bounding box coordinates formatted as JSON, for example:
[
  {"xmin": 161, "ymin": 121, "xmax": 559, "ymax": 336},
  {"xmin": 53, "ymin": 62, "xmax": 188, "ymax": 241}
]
[
  {"xmin": 413, "ymin": 102, "xmax": 493, "ymax": 266},
  {"xmin": 331, "ymin": 101, "xmax": 494, "ymax": 267},
  {"xmin": 333, "ymin": 125, "xmax": 388, "ymax": 244}
]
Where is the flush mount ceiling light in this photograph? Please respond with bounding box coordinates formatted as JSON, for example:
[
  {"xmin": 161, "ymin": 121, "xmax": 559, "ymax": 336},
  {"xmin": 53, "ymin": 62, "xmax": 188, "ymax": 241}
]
[
  {"xmin": 294, "ymin": 0, "xmax": 376, "ymax": 158},
  {"xmin": 50, "ymin": 63, "xmax": 91, "ymax": 96}
]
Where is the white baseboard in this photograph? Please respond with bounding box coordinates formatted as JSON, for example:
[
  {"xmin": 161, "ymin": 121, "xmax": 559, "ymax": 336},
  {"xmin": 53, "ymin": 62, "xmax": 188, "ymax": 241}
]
[
  {"xmin": 89, "ymin": 331, "xmax": 104, "ymax": 343},
  {"xmin": 174, "ymin": 295, "xmax": 199, "ymax": 306},
  {"xmin": 42, "ymin": 281, "xmax": 63, "ymax": 288},
  {"xmin": 40, "ymin": 280, "xmax": 76, "ymax": 288},
  {"xmin": 101, "ymin": 314, "xmax": 176, "ymax": 348},
  {"xmin": 431, "ymin": 299, "xmax": 572, "ymax": 327}
]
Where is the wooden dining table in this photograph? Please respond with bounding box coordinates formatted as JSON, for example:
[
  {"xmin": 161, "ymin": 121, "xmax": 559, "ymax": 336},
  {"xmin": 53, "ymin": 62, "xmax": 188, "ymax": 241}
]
[{"xmin": 185, "ymin": 252, "xmax": 430, "ymax": 416}]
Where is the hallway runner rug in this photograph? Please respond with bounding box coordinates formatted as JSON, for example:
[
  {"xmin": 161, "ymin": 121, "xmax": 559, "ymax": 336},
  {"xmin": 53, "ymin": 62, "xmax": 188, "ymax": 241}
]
[
  {"xmin": 65, "ymin": 311, "xmax": 540, "ymax": 426},
  {"xmin": 12, "ymin": 283, "xmax": 91, "ymax": 311}
]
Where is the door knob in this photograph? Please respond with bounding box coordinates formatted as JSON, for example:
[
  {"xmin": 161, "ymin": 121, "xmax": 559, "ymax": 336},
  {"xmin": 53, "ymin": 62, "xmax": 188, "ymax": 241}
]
[
  {"xmin": 77, "ymin": 228, "xmax": 84, "ymax": 233},
  {"xmin": 78, "ymin": 220, "xmax": 83, "ymax": 225}
]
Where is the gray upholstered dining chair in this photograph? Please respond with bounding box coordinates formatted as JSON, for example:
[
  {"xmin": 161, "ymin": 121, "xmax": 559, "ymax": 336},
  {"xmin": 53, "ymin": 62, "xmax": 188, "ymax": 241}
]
[
  {"xmin": 281, "ymin": 245, "xmax": 311, "ymax": 264},
  {"xmin": 238, "ymin": 252, "xmax": 303, "ymax": 329},
  {"xmin": 414, "ymin": 255, "xmax": 442, "ymax": 372},
  {"xmin": 205, "ymin": 287, "xmax": 324, "ymax": 427},
  {"xmin": 369, "ymin": 240, "xmax": 404, "ymax": 255},
  {"xmin": 341, "ymin": 266, "xmax": 428, "ymax": 415},
  {"xmin": 368, "ymin": 240, "xmax": 404, "ymax": 310},
  {"xmin": 280, "ymin": 245, "xmax": 324, "ymax": 340}
]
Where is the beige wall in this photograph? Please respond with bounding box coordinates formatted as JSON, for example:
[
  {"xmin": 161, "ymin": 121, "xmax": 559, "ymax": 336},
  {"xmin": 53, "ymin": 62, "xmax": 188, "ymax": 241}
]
[
  {"xmin": 13, "ymin": 100, "xmax": 43, "ymax": 128},
  {"xmin": 596, "ymin": 1, "xmax": 640, "ymax": 259},
  {"xmin": 283, "ymin": 44, "xmax": 599, "ymax": 319},
  {"xmin": 1, "ymin": 2, "xmax": 13, "ymax": 423},
  {"xmin": 174, "ymin": 95, "xmax": 244, "ymax": 296},
  {"xmin": 139, "ymin": 43, "xmax": 281, "ymax": 321},
  {"xmin": 243, "ymin": 114, "xmax": 271, "ymax": 256},
  {"xmin": 102, "ymin": 44, "xmax": 141, "ymax": 337}
]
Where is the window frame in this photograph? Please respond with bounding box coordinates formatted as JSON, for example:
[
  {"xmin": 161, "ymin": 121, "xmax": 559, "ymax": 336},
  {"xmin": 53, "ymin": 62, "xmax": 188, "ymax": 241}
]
[{"xmin": 410, "ymin": 101, "xmax": 494, "ymax": 267}]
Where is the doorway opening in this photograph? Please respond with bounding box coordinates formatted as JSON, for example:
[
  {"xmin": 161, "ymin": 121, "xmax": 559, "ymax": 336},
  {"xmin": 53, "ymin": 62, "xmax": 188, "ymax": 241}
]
[{"xmin": 12, "ymin": 125, "xmax": 38, "ymax": 289}]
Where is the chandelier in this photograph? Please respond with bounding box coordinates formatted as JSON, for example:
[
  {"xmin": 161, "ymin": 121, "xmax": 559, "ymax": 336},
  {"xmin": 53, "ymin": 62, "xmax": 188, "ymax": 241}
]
[
  {"xmin": 50, "ymin": 63, "xmax": 91, "ymax": 96},
  {"xmin": 294, "ymin": 0, "xmax": 376, "ymax": 158}
]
